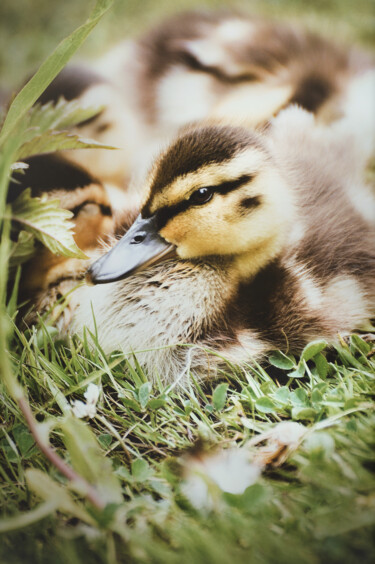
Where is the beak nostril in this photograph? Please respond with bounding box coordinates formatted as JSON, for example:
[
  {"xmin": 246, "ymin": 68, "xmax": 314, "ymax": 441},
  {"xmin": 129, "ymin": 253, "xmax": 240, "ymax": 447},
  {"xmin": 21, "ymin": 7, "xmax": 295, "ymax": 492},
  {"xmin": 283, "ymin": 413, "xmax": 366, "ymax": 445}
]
[{"xmin": 131, "ymin": 233, "xmax": 146, "ymax": 244}]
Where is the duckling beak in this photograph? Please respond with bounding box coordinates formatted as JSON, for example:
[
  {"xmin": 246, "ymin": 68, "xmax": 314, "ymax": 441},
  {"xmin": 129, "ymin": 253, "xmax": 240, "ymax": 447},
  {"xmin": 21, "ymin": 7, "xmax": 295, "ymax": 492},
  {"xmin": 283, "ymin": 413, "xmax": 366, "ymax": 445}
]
[{"xmin": 86, "ymin": 214, "xmax": 176, "ymax": 284}]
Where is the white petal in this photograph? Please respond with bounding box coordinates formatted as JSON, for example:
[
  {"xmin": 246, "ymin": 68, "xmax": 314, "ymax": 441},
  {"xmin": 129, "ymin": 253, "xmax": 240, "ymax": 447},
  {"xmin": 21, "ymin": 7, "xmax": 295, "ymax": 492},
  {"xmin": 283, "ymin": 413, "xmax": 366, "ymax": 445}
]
[
  {"xmin": 85, "ymin": 403, "xmax": 97, "ymax": 419},
  {"xmin": 270, "ymin": 421, "xmax": 306, "ymax": 446},
  {"xmin": 71, "ymin": 400, "xmax": 89, "ymax": 419},
  {"xmin": 84, "ymin": 383, "xmax": 100, "ymax": 405},
  {"xmin": 202, "ymin": 449, "xmax": 261, "ymax": 494}
]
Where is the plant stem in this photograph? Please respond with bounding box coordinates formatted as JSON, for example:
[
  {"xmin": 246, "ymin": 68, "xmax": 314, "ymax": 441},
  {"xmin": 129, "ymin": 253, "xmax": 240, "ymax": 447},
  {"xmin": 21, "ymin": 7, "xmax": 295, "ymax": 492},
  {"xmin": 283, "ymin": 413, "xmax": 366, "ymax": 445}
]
[{"xmin": 18, "ymin": 396, "xmax": 106, "ymax": 510}]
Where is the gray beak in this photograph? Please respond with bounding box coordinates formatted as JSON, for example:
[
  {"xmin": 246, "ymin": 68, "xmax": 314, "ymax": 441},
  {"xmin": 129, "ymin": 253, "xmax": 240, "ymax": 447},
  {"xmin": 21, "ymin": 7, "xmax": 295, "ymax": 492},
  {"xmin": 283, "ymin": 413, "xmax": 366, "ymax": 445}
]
[{"xmin": 86, "ymin": 214, "xmax": 176, "ymax": 284}]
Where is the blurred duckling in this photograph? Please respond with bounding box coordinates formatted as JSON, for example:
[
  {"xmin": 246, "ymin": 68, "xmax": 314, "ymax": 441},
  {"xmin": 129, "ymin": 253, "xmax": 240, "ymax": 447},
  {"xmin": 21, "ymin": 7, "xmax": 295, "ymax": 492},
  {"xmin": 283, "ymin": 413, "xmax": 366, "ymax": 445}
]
[
  {"xmin": 63, "ymin": 107, "xmax": 375, "ymax": 382},
  {"xmin": 99, "ymin": 10, "xmax": 373, "ymax": 136},
  {"xmin": 9, "ymin": 153, "xmax": 119, "ymax": 326},
  {"xmin": 26, "ymin": 11, "xmax": 374, "ymax": 195}
]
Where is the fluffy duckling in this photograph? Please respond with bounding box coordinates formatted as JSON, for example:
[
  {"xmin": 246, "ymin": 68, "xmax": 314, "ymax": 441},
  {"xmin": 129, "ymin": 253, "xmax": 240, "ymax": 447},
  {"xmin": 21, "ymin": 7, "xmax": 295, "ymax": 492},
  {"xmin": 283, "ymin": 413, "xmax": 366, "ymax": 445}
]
[
  {"xmin": 101, "ymin": 10, "xmax": 373, "ymax": 132},
  {"xmin": 9, "ymin": 153, "xmax": 118, "ymax": 325},
  {"xmin": 33, "ymin": 65, "xmax": 141, "ymax": 193},
  {"xmin": 26, "ymin": 11, "xmax": 374, "ymax": 195},
  {"xmin": 65, "ymin": 107, "xmax": 375, "ymax": 382}
]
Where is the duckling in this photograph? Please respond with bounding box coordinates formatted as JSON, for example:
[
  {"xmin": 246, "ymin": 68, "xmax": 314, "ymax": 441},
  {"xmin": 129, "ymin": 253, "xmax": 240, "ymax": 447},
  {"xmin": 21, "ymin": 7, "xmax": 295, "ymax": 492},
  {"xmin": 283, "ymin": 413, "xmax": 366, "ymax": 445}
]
[
  {"xmin": 24, "ymin": 11, "xmax": 373, "ymax": 196},
  {"xmin": 101, "ymin": 10, "xmax": 373, "ymax": 134},
  {"xmin": 63, "ymin": 107, "xmax": 374, "ymax": 383},
  {"xmin": 9, "ymin": 153, "xmax": 122, "ymax": 326},
  {"xmin": 31, "ymin": 64, "xmax": 142, "ymax": 194}
]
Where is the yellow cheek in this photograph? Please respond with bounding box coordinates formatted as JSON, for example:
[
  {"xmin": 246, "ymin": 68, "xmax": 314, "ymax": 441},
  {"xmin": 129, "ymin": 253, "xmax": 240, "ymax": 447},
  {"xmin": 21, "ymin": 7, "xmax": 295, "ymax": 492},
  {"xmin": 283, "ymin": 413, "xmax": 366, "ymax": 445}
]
[{"xmin": 160, "ymin": 220, "xmax": 187, "ymax": 245}]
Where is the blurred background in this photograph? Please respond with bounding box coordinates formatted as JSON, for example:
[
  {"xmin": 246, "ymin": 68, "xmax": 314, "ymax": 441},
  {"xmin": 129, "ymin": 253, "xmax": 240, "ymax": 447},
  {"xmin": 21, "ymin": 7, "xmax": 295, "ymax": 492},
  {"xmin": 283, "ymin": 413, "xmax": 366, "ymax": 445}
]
[{"xmin": 0, "ymin": 0, "xmax": 374, "ymax": 91}]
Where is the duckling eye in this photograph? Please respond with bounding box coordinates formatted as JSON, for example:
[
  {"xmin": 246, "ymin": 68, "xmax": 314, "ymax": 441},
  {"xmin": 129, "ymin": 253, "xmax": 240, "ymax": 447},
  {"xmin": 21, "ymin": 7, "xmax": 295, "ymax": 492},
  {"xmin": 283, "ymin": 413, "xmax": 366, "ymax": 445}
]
[{"xmin": 189, "ymin": 187, "xmax": 214, "ymax": 206}]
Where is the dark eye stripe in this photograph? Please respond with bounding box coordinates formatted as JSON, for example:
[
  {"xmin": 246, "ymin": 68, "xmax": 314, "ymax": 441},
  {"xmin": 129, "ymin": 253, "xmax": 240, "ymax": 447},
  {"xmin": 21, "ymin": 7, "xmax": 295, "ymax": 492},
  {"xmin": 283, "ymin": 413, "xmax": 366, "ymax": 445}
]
[
  {"xmin": 153, "ymin": 174, "xmax": 254, "ymax": 229},
  {"xmin": 212, "ymin": 174, "xmax": 253, "ymax": 195},
  {"xmin": 70, "ymin": 200, "xmax": 112, "ymax": 217}
]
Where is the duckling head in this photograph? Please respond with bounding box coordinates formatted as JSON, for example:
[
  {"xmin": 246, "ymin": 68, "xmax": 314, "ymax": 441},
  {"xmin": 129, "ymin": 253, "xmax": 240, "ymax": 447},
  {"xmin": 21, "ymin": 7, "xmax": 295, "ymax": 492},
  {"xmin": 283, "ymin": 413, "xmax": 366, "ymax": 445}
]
[{"xmin": 88, "ymin": 123, "xmax": 295, "ymax": 283}]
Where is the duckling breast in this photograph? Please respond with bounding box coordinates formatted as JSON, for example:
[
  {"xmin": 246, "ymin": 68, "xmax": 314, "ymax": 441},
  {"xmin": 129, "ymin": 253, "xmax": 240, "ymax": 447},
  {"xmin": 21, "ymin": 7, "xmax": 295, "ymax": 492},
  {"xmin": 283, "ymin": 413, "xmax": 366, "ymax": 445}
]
[{"xmin": 70, "ymin": 259, "xmax": 238, "ymax": 381}]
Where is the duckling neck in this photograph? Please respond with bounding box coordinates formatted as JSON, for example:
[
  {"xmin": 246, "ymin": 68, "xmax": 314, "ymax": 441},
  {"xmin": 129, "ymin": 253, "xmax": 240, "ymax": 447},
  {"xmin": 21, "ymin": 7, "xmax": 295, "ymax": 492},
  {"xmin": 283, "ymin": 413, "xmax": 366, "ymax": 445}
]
[{"xmin": 229, "ymin": 234, "xmax": 286, "ymax": 282}]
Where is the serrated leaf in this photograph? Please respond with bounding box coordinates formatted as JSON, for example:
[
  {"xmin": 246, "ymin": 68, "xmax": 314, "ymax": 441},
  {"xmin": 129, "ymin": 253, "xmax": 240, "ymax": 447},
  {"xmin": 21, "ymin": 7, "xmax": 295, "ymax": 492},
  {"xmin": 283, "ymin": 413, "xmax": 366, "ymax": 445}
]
[
  {"xmin": 9, "ymin": 189, "xmax": 88, "ymax": 259},
  {"xmin": 0, "ymin": 0, "xmax": 114, "ymax": 145},
  {"xmin": 16, "ymin": 130, "xmax": 116, "ymax": 160},
  {"xmin": 212, "ymin": 383, "xmax": 228, "ymax": 411},
  {"xmin": 301, "ymin": 340, "xmax": 327, "ymax": 362},
  {"xmin": 268, "ymin": 351, "xmax": 296, "ymax": 370},
  {"xmin": 26, "ymin": 98, "xmax": 103, "ymax": 133}
]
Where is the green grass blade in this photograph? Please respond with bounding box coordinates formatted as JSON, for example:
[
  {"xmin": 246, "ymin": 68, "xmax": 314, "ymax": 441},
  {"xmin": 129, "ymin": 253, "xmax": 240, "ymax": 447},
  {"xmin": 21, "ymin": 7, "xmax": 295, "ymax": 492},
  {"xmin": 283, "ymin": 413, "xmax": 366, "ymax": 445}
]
[{"xmin": 0, "ymin": 0, "xmax": 114, "ymax": 145}]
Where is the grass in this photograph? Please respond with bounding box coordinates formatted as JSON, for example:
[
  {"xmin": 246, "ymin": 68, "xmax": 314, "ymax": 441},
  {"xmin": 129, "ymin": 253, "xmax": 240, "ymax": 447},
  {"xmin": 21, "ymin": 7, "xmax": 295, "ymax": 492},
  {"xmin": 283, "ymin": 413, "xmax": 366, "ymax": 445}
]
[
  {"xmin": 1, "ymin": 327, "xmax": 375, "ymax": 563},
  {"xmin": 1, "ymin": 0, "xmax": 375, "ymax": 563}
]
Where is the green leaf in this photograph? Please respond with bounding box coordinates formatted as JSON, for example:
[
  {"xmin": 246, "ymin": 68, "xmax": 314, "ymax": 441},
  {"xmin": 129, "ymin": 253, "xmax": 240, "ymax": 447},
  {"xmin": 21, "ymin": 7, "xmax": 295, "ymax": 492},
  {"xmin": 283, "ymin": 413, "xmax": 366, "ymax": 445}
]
[
  {"xmin": 268, "ymin": 351, "xmax": 296, "ymax": 370},
  {"xmin": 26, "ymin": 469, "xmax": 94, "ymax": 524},
  {"xmin": 0, "ymin": 0, "xmax": 114, "ymax": 145},
  {"xmin": 121, "ymin": 397, "xmax": 142, "ymax": 413},
  {"xmin": 311, "ymin": 389, "xmax": 323, "ymax": 405},
  {"xmin": 242, "ymin": 483, "xmax": 267, "ymax": 508},
  {"xmin": 98, "ymin": 434, "xmax": 112, "ymax": 449},
  {"xmin": 311, "ymin": 389, "xmax": 323, "ymax": 404},
  {"xmin": 255, "ymin": 397, "xmax": 277, "ymax": 413},
  {"xmin": 335, "ymin": 345, "xmax": 366, "ymax": 369},
  {"xmin": 0, "ymin": 500, "xmax": 58, "ymax": 533},
  {"xmin": 291, "ymin": 407, "xmax": 317, "ymax": 420},
  {"xmin": 131, "ymin": 458, "xmax": 151, "ymax": 482},
  {"xmin": 273, "ymin": 386, "xmax": 290, "ymax": 405},
  {"xmin": 314, "ymin": 352, "xmax": 329, "ymax": 379},
  {"xmin": 288, "ymin": 363, "xmax": 306, "ymax": 379},
  {"xmin": 9, "ymin": 189, "xmax": 88, "ymax": 259},
  {"xmin": 138, "ymin": 382, "xmax": 152, "ymax": 410},
  {"xmin": 290, "ymin": 388, "xmax": 309, "ymax": 406},
  {"xmin": 16, "ymin": 130, "xmax": 116, "ymax": 160},
  {"xmin": 212, "ymin": 383, "xmax": 229, "ymax": 411},
  {"xmin": 61, "ymin": 416, "xmax": 122, "ymax": 505},
  {"xmin": 12, "ymin": 426, "xmax": 36, "ymax": 459},
  {"xmin": 25, "ymin": 98, "xmax": 103, "ymax": 133},
  {"xmin": 9, "ymin": 230, "xmax": 36, "ymax": 267},
  {"xmin": 350, "ymin": 334, "xmax": 371, "ymax": 355},
  {"xmin": 301, "ymin": 340, "xmax": 327, "ymax": 362},
  {"xmin": 148, "ymin": 398, "xmax": 167, "ymax": 410}
]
